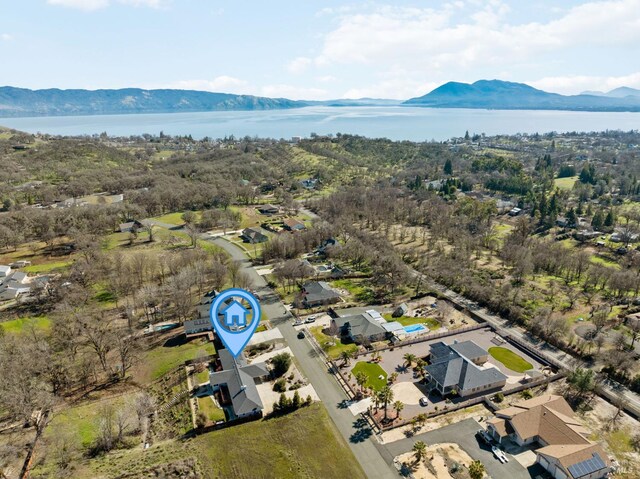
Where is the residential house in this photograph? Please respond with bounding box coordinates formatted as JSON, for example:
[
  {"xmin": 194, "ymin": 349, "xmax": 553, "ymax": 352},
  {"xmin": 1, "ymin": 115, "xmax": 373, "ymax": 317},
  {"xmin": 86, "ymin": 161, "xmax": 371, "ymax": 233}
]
[
  {"xmin": 258, "ymin": 204, "xmax": 280, "ymax": 215},
  {"xmin": 184, "ymin": 317, "xmax": 213, "ymax": 338},
  {"xmin": 0, "ymin": 265, "xmax": 46, "ymax": 302},
  {"xmin": 425, "ymin": 340, "xmax": 508, "ymax": 397},
  {"xmin": 331, "ymin": 311, "xmax": 387, "ymax": 344},
  {"xmin": 209, "ymin": 349, "xmax": 270, "ymax": 420},
  {"xmin": 0, "ymin": 265, "xmax": 11, "ymax": 278},
  {"xmin": 574, "ymin": 230, "xmax": 602, "ymax": 242},
  {"xmin": 508, "ymin": 207, "xmax": 523, "ymax": 216},
  {"xmin": 119, "ymin": 220, "xmax": 144, "ymax": 233},
  {"xmin": 283, "ymin": 218, "xmax": 306, "ymax": 231},
  {"xmin": 241, "ymin": 227, "xmax": 269, "ymax": 244},
  {"xmin": 486, "ymin": 395, "xmax": 611, "ymax": 479},
  {"xmin": 184, "ymin": 290, "xmax": 219, "ymax": 338},
  {"xmin": 300, "ymin": 281, "xmax": 341, "ymax": 308}
]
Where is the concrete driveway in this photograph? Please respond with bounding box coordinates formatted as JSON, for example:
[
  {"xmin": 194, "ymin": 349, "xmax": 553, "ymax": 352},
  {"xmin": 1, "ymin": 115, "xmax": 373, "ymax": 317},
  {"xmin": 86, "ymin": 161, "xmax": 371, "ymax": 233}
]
[{"xmin": 384, "ymin": 418, "xmax": 534, "ymax": 479}]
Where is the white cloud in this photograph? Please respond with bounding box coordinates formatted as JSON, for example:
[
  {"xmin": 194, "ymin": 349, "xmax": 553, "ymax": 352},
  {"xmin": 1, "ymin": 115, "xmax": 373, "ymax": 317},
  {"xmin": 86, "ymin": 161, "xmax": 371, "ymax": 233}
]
[
  {"xmin": 287, "ymin": 57, "xmax": 312, "ymax": 74},
  {"xmin": 259, "ymin": 84, "xmax": 328, "ymax": 101},
  {"xmin": 47, "ymin": 0, "xmax": 110, "ymax": 10},
  {"xmin": 530, "ymin": 72, "xmax": 640, "ymax": 95},
  {"xmin": 119, "ymin": 0, "xmax": 165, "ymax": 7},
  {"xmin": 342, "ymin": 71, "xmax": 438, "ymax": 100},
  {"xmin": 317, "ymin": 75, "xmax": 337, "ymax": 83},
  {"xmin": 47, "ymin": 0, "xmax": 165, "ymax": 10},
  {"xmin": 316, "ymin": 1, "xmax": 640, "ymax": 69},
  {"xmin": 171, "ymin": 76, "xmax": 249, "ymax": 94},
  {"xmin": 1, "ymin": 33, "xmax": 13, "ymax": 41}
]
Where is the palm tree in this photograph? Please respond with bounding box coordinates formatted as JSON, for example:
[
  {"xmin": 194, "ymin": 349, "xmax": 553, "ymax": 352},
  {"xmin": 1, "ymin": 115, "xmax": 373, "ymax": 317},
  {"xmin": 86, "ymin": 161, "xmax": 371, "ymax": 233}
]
[
  {"xmin": 378, "ymin": 385, "xmax": 394, "ymax": 420},
  {"xmin": 393, "ymin": 400, "xmax": 404, "ymax": 419},
  {"xmin": 469, "ymin": 460, "xmax": 485, "ymax": 479},
  {"xmin": 412, "ymin": 440, "xmax": 427, "ymax": 463},
  {"xmin": 414, "ymin": 359, "xmax": 427, "ymax": 380},
  {"xmin": 355, "ymin": 371, "xmax": 368, "ymax": 394},
  {"xmin": 403, "ymin": 353, "xmax": 416, "ymax": 367},
  {"xmin": 389, "ymin": 372, "xmax": 398, "ymax": 384},
  {"xmin": 414, "ymin": 413, "xmax": 427, "ymax": 431},
  {"xmin": 340, "ymin": 349, "xmax": 354, "ymax": 366}
]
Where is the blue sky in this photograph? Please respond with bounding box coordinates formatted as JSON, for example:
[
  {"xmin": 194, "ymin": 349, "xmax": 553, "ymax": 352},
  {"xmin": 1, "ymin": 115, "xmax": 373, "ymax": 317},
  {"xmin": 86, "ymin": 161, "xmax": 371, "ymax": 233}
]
[{"xmin": 1, "ymin": 0, "xmax": 639, "ymax": 99}]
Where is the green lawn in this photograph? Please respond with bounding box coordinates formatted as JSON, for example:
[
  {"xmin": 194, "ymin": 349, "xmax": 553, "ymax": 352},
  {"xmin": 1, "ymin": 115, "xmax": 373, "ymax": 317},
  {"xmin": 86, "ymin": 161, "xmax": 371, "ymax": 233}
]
[
  {"xmin": 488, "ymin": 347, "xmax": 533, "ymax": 373},
  {"xmin": 197, "ymin": 396, "xmax": 225, "ymax": 423},
  {"xmin": 351, "ymin": 361, "xmax": 388, "ymax": 391},
  {"xmin": 331, "ymin": 279, "xmax": 375, "ymax": 303},
  {"xmin": 66, "ymin": 403, "xmax": 365, "ymax": 479},
  {"xmin": 194, "ymin": 368, "xmax": 211, "ymax": 384},
  {"xmin": 23, "ymin": 259, "xmax": 74, "ymax": 273},
  {"xmin": 44, "ymin": 394, "xmax": 133, "ymax": 449},
  {"xmin": 136, "ymin": 336, "xmax": 215, "ymax": 383},
  {"xmin": 0, "ymin": 315, "xmax": 51, "ymax": 335},
  {"xmin": 193, "ymin": 403, "xmax": 365, "ymax": 479},
  {"xmin": 590, "ymin": 254, "xmax": 620, "ymax": 269},
  {"xmin": 383, "ymin": 313, "xmax": 440, "ymax": 329},
  {"xmin": 554, "ymin": 176, "xmax": 578, "ymax": 191},
  {"xmin": 150, "ymin": 211, "xmax": 195, "ymax": 226},
  {"xmin": 309, "ymin": 326, "xmax": 358, "ymax": 360}
]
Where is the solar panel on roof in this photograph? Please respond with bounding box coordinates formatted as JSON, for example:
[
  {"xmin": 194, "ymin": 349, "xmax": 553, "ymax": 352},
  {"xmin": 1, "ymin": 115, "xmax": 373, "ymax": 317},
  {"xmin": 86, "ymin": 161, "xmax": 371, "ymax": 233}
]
[{"xmin": 567, "ymin": 453, "xmax": 606, "ymax": 478}]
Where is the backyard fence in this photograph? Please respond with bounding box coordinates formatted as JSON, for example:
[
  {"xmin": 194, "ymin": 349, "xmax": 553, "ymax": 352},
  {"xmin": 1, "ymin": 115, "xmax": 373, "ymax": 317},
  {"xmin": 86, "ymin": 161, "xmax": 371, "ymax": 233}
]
[{"xmin": 353, "ymin": 323, "xmax": 490, "ymax": 359}]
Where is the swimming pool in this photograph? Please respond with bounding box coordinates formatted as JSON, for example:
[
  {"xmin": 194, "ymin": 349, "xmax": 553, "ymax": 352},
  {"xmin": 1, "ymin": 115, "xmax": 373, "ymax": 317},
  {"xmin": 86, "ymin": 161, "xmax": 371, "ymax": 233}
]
[
  {"xmin": 155, "ymin": 323, "xmax": 178, "ymax": 331},
  {"xmin": 403, "ymin": 324, "xmax": 427, "ymax": 334}
]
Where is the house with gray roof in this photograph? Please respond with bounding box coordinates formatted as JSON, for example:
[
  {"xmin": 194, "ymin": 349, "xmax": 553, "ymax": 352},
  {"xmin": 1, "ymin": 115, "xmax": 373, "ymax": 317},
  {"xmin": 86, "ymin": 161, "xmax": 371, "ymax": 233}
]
[
  {"xmin": 332, "ymin": 312, "xmax": 387, "ymax": 344},
  {"xmin": 426, "ymin": 340, "xmax": 507, "ymax": 397},
  {"xmin": 184, "ymin": 317, "xmax": 212, "ymax": 337},
  {"xmin": 209, "ymin": 349, "xmax": 270, "ymax": 420},
  {"xmin": 0, "ymin": 265, "xmax": 46, "ymax": 302},
  {"xmin": 300, "ymin": 281, "xmax": 341, "ymax": 308},
  {"xmin": 0, "ymin": 265, "xmax": 11, "ymax": 278},
  {"xmin": 241, "ymin": 227, "xmax": 269, "ymax": 244}
]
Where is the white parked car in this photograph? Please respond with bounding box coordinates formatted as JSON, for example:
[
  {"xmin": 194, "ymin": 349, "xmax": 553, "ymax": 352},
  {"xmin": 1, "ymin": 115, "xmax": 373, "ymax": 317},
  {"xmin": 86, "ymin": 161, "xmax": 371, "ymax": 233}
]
[
  {"xmin": 419, "ymin": 397, "xmax": 429, "ymax": 406},
  {"xmin": 492, "ymin": 446, "xmax": 508, "ymax": 463}
]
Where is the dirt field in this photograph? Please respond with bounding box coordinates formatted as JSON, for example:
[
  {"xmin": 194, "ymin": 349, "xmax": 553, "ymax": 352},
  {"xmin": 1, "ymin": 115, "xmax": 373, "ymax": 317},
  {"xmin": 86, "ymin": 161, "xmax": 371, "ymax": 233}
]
[{"xmin": 396, "ymin": 443, "xmax": 477, "ymax": 479}]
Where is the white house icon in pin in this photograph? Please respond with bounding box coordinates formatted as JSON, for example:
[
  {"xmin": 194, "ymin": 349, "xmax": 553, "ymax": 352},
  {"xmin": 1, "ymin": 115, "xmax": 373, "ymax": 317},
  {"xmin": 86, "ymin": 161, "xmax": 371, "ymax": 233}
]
[{"xmin": 221, "ymin": 299, "xmax": 249, "ymax": 327}]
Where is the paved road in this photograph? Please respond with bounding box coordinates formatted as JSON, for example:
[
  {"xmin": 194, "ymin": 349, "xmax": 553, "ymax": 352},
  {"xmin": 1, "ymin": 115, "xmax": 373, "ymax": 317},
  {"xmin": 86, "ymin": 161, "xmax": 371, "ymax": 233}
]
[
  {"xmin": 209, "ymin": 237, "xmax": 397, "ymax": 479},
  {"xmin": 384, "ymin": 418, "xmax": 533, "ymax": 479}
]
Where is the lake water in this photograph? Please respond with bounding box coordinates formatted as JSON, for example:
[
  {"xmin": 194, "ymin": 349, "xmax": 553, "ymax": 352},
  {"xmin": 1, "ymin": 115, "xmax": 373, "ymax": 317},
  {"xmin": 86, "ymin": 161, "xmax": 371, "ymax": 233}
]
[{"xmin": 1, "ymin": 106, "xmax": 639, "ymax": 141}]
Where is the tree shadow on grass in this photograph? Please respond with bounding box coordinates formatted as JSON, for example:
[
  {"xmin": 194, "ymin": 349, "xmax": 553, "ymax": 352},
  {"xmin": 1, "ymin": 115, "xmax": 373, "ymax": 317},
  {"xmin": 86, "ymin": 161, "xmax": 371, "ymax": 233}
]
[{"xmin": 162, "ymin": 333, "xmax": 199, "ymax": 348}]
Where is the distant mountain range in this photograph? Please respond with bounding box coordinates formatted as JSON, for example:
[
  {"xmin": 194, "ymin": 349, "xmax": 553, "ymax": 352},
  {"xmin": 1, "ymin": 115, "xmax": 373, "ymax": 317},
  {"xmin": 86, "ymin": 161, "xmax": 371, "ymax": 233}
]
[
  {"xmin": 580, "ymin": 87, "xmax": 640, "ymax": 98},
  {"xmin": 404, "ymin": 80, "xmax": 640, "ymax": 111},
  {"xmin": 2, "ymin": 81, "xmax": 640, "ymax": 117}
]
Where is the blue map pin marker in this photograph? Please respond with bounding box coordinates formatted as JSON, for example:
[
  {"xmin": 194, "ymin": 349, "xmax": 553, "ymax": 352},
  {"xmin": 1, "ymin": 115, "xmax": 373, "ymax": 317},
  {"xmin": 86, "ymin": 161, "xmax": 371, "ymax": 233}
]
[{"xmin": 209, "ymin": 288, "xmax": 261, "ymax": 358}]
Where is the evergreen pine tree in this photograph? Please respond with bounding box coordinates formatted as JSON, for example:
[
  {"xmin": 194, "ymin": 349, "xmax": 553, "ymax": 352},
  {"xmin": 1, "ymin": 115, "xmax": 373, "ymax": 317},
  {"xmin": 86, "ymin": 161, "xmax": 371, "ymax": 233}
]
[
  {"xmin": 592, "ymin": 210, "xmax": 604, "ymax": 230},
  {"xmin": 604, "ymin": 209, "xmax": 615, "ymax": 228},
  {"xmin": 444, "ymin": 159, "xmax": 453, "ymax": 175}
]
